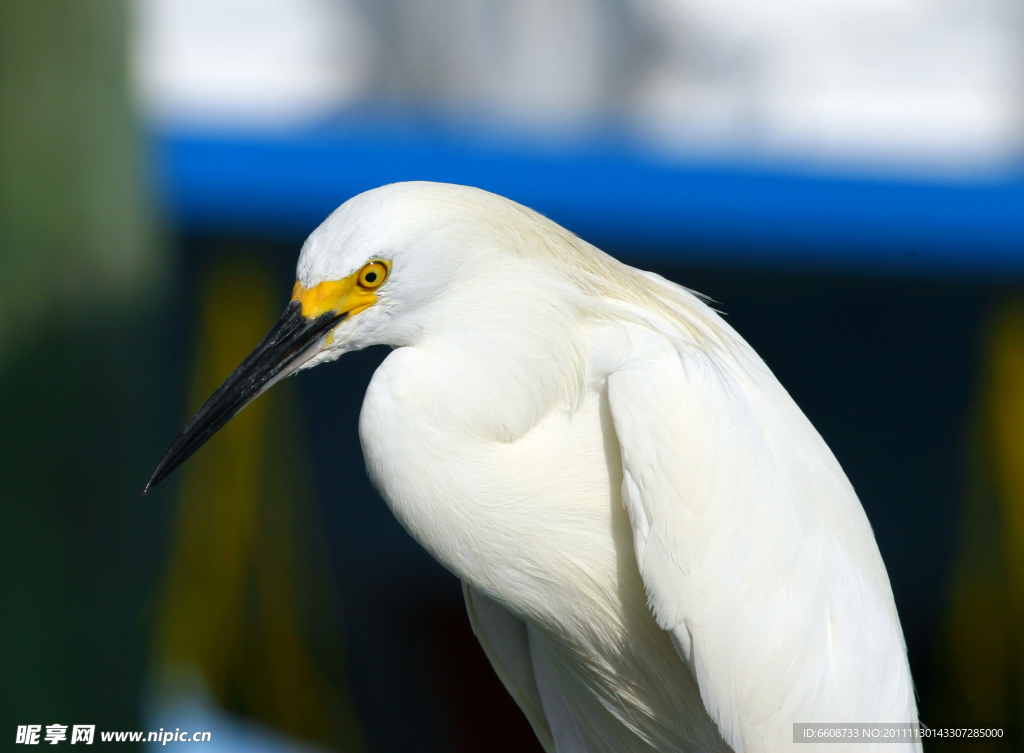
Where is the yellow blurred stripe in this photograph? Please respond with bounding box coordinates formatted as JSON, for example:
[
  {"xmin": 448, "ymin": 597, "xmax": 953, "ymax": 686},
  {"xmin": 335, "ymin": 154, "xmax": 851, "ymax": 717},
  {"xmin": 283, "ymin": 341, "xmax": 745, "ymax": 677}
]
[
  {"xmin": 931, "ymin": 300, "xmax": 1024, "ymax": 745},
  {"xmin": 153, "ymin": 257, "xmax": 363, "ymax": 750}
]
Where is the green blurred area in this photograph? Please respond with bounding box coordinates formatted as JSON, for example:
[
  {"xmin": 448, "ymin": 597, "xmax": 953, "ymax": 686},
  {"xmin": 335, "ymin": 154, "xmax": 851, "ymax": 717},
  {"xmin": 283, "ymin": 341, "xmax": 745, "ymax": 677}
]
[
  {"xmin": 0, "ymin": 0, "xmax": 170, "ymax": 739},
  {"xmin": 0, "ymin": 3, "xmax": 363, "ymax": 749}
]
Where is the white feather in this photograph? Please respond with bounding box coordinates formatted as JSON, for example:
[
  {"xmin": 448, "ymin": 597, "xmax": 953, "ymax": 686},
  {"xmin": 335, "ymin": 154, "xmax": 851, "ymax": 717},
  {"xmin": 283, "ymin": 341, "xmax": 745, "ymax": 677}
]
[{"xmin": 293, "ymin": 182, "xmax": 920, "ymax": 753}]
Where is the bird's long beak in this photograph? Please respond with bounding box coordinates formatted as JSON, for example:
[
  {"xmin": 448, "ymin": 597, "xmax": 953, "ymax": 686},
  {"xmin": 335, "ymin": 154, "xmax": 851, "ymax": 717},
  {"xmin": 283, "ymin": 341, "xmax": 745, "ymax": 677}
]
[{"xmin": 143, "ymin": 299, "xmax": 343, "ymax": 494}]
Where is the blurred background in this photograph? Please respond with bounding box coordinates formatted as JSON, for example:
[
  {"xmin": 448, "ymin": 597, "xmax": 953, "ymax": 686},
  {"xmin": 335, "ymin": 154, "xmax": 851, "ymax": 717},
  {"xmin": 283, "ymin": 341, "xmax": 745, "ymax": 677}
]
[{"xmin": 2, "ymin": 0, "xmax": 1024, "ymax": 749}]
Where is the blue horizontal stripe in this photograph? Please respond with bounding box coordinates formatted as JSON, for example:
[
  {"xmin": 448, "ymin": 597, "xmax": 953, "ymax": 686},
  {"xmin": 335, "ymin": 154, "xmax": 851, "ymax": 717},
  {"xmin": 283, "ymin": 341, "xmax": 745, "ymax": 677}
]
[{"xmin": 155, "ymin": 125, "xmax": 1024, "ymax": 275}]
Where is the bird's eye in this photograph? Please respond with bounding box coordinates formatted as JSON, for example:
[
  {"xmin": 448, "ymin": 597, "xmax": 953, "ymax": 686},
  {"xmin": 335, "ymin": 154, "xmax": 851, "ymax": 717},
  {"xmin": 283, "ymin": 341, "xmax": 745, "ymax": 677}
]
[{"xmin": 357, "ymin": 261, "xmax": 388, "ymax": 289}]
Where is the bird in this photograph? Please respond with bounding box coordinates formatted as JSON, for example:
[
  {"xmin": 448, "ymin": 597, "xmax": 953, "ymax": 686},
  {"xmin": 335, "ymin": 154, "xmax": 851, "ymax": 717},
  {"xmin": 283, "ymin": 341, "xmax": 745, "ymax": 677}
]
[{"xmin": 146, "ymin": 181, "xmax": 920, "ymax": 753}]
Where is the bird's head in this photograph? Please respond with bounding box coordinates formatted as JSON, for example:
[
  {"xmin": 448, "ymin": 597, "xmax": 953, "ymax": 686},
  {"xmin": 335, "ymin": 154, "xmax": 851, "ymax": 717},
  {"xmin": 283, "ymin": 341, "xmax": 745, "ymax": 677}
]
[{"xmin": 144, "ymin": 181, "xmax": 587, "ymax": 492}]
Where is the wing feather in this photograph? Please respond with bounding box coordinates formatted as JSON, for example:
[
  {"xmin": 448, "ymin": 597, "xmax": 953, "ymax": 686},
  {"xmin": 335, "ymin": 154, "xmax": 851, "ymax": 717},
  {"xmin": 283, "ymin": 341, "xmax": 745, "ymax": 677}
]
[
  {"xmin": 463, "ymin": 583, "xmax": 556, "ymax": 753},
  {"xmin": 606, "ymin": 329, "xmax": 918, "ymax": 753}
]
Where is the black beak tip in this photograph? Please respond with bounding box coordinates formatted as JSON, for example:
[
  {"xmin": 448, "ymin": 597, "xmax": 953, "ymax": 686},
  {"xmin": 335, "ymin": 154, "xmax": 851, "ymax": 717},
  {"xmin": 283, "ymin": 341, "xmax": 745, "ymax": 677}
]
[
  {"xmin": 139, "ymin": 300, "xmax": 344, "ymax": 500},
  {"xmin": 142, "ymin": 463, "xmax": 167, "ymax": 496}
]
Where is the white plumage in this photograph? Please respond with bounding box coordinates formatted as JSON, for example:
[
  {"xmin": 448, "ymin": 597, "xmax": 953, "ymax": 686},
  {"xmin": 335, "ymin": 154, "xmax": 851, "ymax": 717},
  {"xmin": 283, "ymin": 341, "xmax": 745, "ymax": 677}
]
[{"xmin": 154, "ymin": 181, "xmax": 920, "ymax": 753}]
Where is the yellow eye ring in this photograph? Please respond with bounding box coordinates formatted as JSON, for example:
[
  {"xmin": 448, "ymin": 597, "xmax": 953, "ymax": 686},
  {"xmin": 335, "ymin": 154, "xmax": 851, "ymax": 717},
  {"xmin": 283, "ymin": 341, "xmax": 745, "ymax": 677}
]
[{"xmin": 357, "ymin": 261, "xmax": 388, "ymax": 289}]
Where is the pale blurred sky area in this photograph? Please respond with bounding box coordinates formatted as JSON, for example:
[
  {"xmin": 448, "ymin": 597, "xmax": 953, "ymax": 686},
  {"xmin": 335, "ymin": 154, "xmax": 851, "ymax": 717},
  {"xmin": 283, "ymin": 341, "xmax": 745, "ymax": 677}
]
[{"xmin": 132, "ymin": 0, "xmax": 1024, "ymax": 173}]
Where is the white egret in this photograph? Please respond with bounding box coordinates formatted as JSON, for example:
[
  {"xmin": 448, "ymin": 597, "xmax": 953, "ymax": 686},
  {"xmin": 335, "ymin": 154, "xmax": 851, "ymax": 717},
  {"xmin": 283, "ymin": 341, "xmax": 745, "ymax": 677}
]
[{"xmin": 147, "ymin": 182, "xmax": 920, "ymax": 753}]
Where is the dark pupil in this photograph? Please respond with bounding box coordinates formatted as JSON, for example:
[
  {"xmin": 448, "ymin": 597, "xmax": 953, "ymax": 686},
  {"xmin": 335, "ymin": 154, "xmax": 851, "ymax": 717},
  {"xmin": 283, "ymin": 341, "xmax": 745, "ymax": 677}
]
[{"xmin": 365, "ymin": 272, "xmax": 377, "ymax": 283}]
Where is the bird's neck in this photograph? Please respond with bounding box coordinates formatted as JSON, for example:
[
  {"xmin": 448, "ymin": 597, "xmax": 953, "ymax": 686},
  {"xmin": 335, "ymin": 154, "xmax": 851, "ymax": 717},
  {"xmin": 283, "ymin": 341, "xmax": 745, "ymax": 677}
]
[{"xmin": 405, "ymin": 301, "xmax": 591, "ymax": 443}]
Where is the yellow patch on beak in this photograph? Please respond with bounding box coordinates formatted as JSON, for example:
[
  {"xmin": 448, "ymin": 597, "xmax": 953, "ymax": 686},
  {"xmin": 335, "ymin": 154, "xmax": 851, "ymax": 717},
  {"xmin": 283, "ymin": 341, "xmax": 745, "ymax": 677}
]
[{"xmin": 291, "ymin": 261, "xmax": 390, "ymax": 320}]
